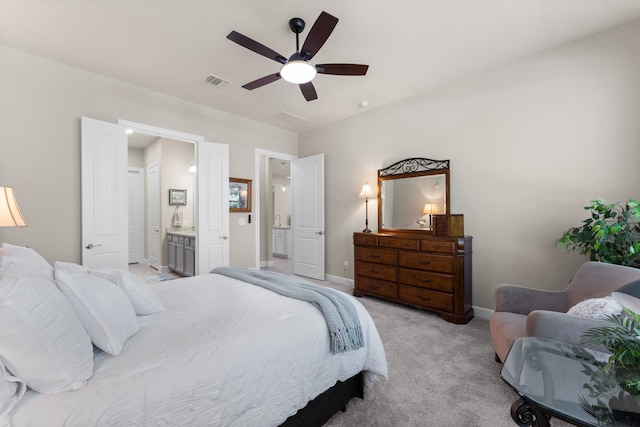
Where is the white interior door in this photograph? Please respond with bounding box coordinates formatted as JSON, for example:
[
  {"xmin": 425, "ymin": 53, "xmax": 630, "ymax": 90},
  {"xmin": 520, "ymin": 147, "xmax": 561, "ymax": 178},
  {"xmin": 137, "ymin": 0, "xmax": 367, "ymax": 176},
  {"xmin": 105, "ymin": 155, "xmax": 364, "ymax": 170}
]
[
  {"xmin": 196, "ymin": 141, "xmax": 229, "ymax": 274},
  {"xmin": 81, "ymin": 117, "xmax": 128, "ymax": 269},
  {"xmin": 127, "ymin": 167, "xmax": 143, "ymax": 264},
  {"xmin": 147, "ymin": 163, "xmax": 160, "ymax": 270},
  {"xmin": 292, "ymin": 153, "xmax": 325, "ymax": 280}
]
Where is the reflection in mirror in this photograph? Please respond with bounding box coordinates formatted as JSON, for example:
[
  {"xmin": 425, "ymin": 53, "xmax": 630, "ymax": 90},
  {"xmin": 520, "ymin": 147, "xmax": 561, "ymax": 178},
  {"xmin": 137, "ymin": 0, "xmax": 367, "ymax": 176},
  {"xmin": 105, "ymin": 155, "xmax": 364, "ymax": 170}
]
[
  {"xmin": 381, "ymin": 174, "xmax": 446, "ymax": 230},
  {"xmin": 378, "ymin": 158, "xmax": 450, "ymax": 233}
]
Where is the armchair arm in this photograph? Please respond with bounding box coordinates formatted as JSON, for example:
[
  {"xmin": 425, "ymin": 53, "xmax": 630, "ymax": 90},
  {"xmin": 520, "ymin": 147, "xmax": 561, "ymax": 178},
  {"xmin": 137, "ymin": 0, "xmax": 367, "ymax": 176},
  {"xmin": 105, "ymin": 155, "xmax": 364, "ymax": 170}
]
[
  {"xmin": 525, "ymin": 310, "xmax": 611, "ymax": 353},
  {"xmin": 494, "ymin": 285, "xmax": 568, "ymax": 315}
]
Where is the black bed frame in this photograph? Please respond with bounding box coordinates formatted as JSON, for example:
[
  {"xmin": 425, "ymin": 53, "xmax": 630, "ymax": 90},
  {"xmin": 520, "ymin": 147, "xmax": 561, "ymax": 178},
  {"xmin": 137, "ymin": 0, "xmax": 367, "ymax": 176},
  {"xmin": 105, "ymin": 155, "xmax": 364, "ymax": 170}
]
[{"xmin": 280, "ymin": 372, "xmax": 364, "ymax": 427}]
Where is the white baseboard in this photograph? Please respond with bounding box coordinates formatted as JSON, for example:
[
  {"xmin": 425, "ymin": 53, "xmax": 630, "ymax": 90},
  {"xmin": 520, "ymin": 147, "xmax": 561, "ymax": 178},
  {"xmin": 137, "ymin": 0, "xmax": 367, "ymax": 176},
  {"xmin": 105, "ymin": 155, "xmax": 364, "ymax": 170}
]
[
  {"xmin": 472, "ymin": 305, "xmax": 493, "ymax": 320},
  {"xmin": 325, "ymin": 274, "xmax": 354, "ymax": 288}
]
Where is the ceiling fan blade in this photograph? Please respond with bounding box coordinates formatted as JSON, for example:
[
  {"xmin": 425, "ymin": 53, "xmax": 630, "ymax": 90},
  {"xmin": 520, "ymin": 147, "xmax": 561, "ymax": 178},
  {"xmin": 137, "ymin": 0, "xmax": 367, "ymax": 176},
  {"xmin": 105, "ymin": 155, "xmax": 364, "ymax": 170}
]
[
  {"xmin": 242, "ymin": 73, "xmax": 282, "ymax": 90},
  {"xmin": 316, "ymin": 64, "xmax": 369, "ymax": 76},
  {"xmin": 300, "ymin": 11, "xmax": 339, "ymax": 60},
  {"xmin": 227, "ymin": 31, "xmax": 287, "ymax": 64},
  {"xmin": 299, "ymin": 82, "xmax": 318, "ymax": 101}
]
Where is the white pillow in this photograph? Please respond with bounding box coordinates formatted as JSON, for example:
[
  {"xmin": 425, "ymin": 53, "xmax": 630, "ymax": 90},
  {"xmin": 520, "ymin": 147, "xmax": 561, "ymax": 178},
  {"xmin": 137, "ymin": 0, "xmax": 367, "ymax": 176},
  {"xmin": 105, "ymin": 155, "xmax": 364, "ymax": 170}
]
[
  {"xmin": 0, "ymin": 243, "xmax": 53, "ymax": 281},
  {"xmin": 55, "ymin": 270, "xmax": 139, "ymax": 355},
  {"xmin": 567, "ymin": 296, "xmax": 623, "ymax": 318},
  {"xmin": 0, "ymin": 276, "xmax": 93, "ymax": 393},
  {"xmin": 91, "ymin": 268, "xmax": 165, "ymax": 315},
  {"xmin": 0, "ymin": 358, "xmax": 25, "ymax": 418},
  {"xmin": 54, "ymin": 261, "xmax": 89, "ymax": 276}
]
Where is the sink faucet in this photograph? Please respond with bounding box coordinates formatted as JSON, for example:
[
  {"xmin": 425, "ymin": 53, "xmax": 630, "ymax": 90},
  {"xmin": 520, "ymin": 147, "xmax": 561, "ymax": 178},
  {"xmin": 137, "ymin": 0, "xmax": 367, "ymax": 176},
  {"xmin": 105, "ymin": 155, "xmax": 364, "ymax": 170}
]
[{"xmin": 274, "ymin": 214, "xmax": 281, "ymax": 227}]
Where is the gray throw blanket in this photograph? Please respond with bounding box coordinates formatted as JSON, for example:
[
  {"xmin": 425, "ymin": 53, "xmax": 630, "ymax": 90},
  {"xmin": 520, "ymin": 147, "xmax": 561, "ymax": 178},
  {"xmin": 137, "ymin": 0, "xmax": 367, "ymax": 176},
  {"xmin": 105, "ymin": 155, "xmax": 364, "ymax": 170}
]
[{"xmin": 211, "ymin": 267, "xmax": 364, "ymax": 354}]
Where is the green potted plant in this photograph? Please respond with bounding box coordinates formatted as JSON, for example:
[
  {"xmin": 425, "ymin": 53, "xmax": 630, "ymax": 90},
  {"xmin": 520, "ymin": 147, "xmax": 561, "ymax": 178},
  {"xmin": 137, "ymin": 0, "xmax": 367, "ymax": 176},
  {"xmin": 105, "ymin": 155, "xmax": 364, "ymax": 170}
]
[
  {"xmin": 579, "ymin": 282, "xmax": 640, "ymax": 422},
  {"xmin": 555, "ymin": 198, "xmax": 640, "ymax": 268},
  {"xmin": 581, "ymin": 308, "xmax": 640, "ymax": 399}
]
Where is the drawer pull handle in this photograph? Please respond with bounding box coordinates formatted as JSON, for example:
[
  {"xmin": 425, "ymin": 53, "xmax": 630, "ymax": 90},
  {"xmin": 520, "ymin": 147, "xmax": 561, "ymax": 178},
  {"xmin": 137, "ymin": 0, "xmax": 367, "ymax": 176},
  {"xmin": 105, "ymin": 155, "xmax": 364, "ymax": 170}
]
[
  {"xmin": 370, "ymin": 270, "xmax": 380, "ymax": 274},
  {"xmin": 383, "ymin": 241, "xmax": 390, "ymax": 245},
  {"xmin": 434, "ymin": 244, "xmax": 440, "ymax": 249},
  {"xmin": 406, "ymin": 243, "xmax": 412, "ymax": 247},
  {"xmin": 418, "ymin": 260, "xmax": 431, "ymax": 265},
  {"xmin": 371, "ymin": 285, "xmax": 381, "ymax": 290},
  {"xmin": 363, "ymin": 239, "xmax": 369, "ymax": 243},
  {"xmin": 370, "ymin": 254, "xmax": 380, "ymax": 259},
  {"xmin": 419, "ymin": 278, "xmax": 432, "ymax": 283},
  {"xmin": 418, "ymin": 295, "xmax": 432, "ymax": 301}
]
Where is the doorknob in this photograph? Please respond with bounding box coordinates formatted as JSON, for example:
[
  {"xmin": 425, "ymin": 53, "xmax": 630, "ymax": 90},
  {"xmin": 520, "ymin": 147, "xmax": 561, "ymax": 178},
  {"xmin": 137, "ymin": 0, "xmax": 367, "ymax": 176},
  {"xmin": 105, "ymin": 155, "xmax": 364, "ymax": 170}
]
[
  {"xmin": 218, "ymin": 236, "xmax": 229, "ymax": 240},
  {"xmin": 315, "ymin": 231, "xmax": 324, "ymax": 235},
  {"xmin": 85, "ymin": 243, "xmax": 102, "ymax": 249}
]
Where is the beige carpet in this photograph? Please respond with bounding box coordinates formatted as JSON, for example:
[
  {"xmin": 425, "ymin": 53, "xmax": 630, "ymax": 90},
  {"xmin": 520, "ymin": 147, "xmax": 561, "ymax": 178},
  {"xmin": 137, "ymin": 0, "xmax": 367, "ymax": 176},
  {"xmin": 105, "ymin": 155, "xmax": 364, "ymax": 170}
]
[{"xmin": 316, "ymin": 282, "xmax": 573, "ymax": 427}]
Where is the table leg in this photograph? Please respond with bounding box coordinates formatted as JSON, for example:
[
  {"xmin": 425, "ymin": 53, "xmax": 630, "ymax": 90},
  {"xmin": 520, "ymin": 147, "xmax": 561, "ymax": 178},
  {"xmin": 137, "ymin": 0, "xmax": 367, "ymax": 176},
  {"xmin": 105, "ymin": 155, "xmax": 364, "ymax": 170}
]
[{"xmin": 510, "ymin": 398, "xmax": 550, "ymax": 427}]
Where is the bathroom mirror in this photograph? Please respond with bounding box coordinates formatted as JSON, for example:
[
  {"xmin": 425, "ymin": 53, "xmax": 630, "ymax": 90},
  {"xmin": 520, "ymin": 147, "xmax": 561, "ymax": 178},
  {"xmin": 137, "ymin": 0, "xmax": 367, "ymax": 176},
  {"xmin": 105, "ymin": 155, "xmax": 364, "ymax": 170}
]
[{"xmin": 378, "ymin": 158, "xmax": 450, "ymax": 233}]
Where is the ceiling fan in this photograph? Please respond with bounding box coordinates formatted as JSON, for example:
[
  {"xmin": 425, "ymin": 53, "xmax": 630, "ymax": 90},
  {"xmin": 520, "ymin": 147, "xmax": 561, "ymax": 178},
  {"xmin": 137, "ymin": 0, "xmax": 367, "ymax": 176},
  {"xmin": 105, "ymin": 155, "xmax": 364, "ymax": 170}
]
[{"xmin": 226, "ymin": 11, "xmax": 369, "ymax": 102}]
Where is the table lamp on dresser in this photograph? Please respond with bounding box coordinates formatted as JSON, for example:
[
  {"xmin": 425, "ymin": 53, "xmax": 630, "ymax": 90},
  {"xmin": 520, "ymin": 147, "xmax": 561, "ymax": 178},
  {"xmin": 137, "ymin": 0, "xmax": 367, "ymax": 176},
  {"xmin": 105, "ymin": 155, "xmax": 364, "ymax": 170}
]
[{"xmin": 358, "ymin": 182, "xmax": 376, "ymax": 233}]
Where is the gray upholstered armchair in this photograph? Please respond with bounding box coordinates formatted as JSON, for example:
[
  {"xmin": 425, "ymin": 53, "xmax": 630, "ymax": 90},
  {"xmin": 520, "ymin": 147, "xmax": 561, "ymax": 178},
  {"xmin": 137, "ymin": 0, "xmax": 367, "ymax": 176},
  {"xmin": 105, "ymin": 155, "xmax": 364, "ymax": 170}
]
[{"xmin": 490, "ymin": 261, "xmax": 640, "ymax": 362}]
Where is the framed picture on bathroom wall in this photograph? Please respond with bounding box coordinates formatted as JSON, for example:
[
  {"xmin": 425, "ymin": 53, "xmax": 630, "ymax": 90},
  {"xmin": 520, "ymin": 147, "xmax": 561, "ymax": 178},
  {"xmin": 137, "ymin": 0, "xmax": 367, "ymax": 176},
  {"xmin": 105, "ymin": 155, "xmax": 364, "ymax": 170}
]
[
  {"xmin": 229, "ymin": 178, "xmax": 251, "ymax": 212},
  {"xmin": 169, "ymin": 189, "xmax": 187, "ymax": 206}
]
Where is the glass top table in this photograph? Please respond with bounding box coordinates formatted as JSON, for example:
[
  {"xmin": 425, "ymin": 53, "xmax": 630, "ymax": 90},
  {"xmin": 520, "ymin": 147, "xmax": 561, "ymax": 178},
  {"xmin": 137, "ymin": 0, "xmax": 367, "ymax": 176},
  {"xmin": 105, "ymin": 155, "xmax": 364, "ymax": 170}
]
[{"xmin": 501, "ymin": 337, "xmax": 640, "ymax": 427}]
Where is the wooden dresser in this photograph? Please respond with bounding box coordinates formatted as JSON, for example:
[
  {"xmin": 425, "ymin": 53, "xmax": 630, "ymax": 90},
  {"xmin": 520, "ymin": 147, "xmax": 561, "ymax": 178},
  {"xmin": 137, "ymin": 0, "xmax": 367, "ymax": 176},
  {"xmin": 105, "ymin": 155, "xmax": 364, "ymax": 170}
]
[{"xmin": 353, "ymin": 232, "xmax": 473, "ymax": 324}]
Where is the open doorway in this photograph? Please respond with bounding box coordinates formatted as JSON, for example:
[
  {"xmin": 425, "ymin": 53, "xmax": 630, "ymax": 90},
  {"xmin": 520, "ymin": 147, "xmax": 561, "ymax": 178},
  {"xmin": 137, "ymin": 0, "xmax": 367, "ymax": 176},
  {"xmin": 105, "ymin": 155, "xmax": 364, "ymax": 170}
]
[
  {"xmin": 127, "ymin": 132, "xmax": 196, "ymax": 276},
  {"xmin": 270, "ymin": 159, "xmax": 292, "ymax": 274},
  {"xmin": 81, "ymin": 117, "xmax": 229, "ymax": 276},
  {"xmin": 254, "ymin": 149, "xmax": 296, "ymax": 271},
  {"xmin": 254, "ymin": 150, "xmax": 325, "ymax": 280}
]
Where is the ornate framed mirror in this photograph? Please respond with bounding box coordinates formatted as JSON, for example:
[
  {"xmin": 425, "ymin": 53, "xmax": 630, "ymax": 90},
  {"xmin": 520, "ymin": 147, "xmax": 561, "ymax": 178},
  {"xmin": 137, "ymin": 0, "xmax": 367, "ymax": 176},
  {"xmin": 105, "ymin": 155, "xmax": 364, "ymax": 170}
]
[{"xmin": 378, "ymin": 158, "xmax": 450, "ymax": 234}]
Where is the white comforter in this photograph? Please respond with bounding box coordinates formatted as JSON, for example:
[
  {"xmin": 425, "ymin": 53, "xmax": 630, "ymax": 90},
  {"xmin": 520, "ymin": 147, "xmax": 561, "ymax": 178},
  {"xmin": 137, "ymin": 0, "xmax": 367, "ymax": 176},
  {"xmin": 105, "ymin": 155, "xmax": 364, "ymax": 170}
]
[{"xmin": 9, "ymin": 273, "xmax": 387, "ymax": 426}]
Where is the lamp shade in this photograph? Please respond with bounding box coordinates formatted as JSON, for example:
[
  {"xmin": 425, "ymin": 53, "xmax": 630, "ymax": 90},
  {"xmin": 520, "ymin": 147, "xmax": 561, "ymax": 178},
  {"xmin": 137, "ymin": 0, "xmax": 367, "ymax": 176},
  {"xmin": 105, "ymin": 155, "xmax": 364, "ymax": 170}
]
[
  {"xmin": 0, "ymin": 187, "xmax": 27, "ymax": 227},
  {"xmin": 359, "ymin": 183, "xmax": 377, "ymax": 199},
  {"xmin": 611, "ymin": 279, "xmax": 640, "ymax": 314},
  {"xmin": 422, "ymin": 203, "xmax": 438, "ymax": 215}
]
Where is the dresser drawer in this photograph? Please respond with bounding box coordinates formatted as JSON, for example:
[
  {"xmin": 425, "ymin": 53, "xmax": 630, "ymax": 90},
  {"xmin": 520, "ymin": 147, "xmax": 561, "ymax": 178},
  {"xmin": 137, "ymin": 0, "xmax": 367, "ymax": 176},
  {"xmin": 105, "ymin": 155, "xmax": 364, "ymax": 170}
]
[
  {"xmin": 398, "ymin": 285, "xmax": 454, "ymax": 312},
  {"xmin": 355, "ymin": 262, "xmax": 397, "ymax": 282},
  {"xmin": 378, "ymin": 237, "xmax": 419, "ymax": 251},
  {"xmin": 398, "ymin": 269, "xmax": 454, "ymax": 292},
  {"xmin": 420, "ymin": 240, "xmax": 455, "ymax": 254},
  {"xmin": 398, "ymin": 252, "xmax": 454, "ymax": 274},
  {"xmin": 354, "ymin": 234, "xmax": 378, "ymax": 246},
  {"xmin": 355, "ymin": 247, "xmax": 397, "ymax": 265},
  {"xmin": 355, "ymin": 276, "xmax": 397, "ymax": 299}
]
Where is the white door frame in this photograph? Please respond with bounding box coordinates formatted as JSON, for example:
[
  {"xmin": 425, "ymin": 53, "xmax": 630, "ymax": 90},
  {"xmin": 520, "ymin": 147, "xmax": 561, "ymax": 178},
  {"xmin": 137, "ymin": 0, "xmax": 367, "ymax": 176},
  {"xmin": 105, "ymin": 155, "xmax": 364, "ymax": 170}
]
[{"xmin": 254, "ymin": 149, "xmax": 296, "ymax": 269}]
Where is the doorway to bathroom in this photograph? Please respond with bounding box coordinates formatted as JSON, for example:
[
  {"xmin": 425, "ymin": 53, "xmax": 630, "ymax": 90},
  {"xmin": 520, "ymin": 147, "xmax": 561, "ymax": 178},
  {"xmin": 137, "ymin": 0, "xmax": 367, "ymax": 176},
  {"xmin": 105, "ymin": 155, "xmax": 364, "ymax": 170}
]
[{"xmin": 271, "ymin": 158, "xmax": 292, "ymax": 274}]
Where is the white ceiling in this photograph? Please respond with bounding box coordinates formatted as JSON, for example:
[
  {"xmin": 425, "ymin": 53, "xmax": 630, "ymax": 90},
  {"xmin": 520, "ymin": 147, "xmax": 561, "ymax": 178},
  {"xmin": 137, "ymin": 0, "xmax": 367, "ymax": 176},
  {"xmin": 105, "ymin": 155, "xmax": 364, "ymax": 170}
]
[{"xmin": 1, "ymin": 1, "xmax": 638, "ymax": 133}]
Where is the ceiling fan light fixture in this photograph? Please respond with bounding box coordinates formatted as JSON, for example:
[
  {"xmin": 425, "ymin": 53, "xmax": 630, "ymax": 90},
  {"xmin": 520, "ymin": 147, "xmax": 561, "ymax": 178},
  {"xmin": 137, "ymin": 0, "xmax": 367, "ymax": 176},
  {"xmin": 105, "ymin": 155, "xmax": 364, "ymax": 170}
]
[{"xmin": 280, "ymin": 60, "xmax": 316, "ymax": 84}]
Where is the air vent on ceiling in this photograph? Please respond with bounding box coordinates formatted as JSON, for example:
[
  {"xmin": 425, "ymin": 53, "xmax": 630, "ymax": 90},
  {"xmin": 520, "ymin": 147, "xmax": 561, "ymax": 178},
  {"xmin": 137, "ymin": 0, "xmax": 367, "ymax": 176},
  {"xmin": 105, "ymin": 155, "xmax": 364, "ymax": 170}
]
[
  {"xmin": 203, "ymin": 74, "xmax": 230, "ymax": 88},
  {"xmin": 273, "ymin": 110, "xmax": 311, "ymax": 125}
]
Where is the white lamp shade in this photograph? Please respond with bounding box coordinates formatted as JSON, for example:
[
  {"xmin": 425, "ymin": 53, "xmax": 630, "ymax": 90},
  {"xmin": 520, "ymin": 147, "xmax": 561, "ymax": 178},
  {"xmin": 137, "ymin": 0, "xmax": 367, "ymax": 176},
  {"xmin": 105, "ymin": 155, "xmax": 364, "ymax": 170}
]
[
  {"xmin": 0, "ymin": 187, "xmax": 27, "ymax": 227},
  {"xmin": 280, "ymin": 60, "xmax": 317, "ymax": 84},
  {"xmin": 359, "ymin": 183, "xmax": 377, "ymax": 198}
]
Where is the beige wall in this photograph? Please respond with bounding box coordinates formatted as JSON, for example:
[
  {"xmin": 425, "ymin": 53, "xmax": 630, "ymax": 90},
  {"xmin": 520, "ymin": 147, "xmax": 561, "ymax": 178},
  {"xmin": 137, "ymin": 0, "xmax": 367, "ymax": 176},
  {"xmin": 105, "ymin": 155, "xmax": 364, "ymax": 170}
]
[
  {"xmin": 298, "ymin": 21, "xmax": 640, "ymax": 310},
  {"xmin": 1, "ymin": 21, "xmax": 637, "ymax": 312},
  {"xmin": 0, "ymin": 46, "xmax": 297, "ymax": 267}
]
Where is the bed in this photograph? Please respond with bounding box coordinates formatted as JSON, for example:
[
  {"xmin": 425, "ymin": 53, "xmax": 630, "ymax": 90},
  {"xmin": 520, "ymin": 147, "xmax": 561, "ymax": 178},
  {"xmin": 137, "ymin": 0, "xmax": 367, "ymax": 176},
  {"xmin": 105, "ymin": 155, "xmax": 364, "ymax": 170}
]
[{"xmin": 0, "ymin": 244, "xmax": 387, "ymax": 427}]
